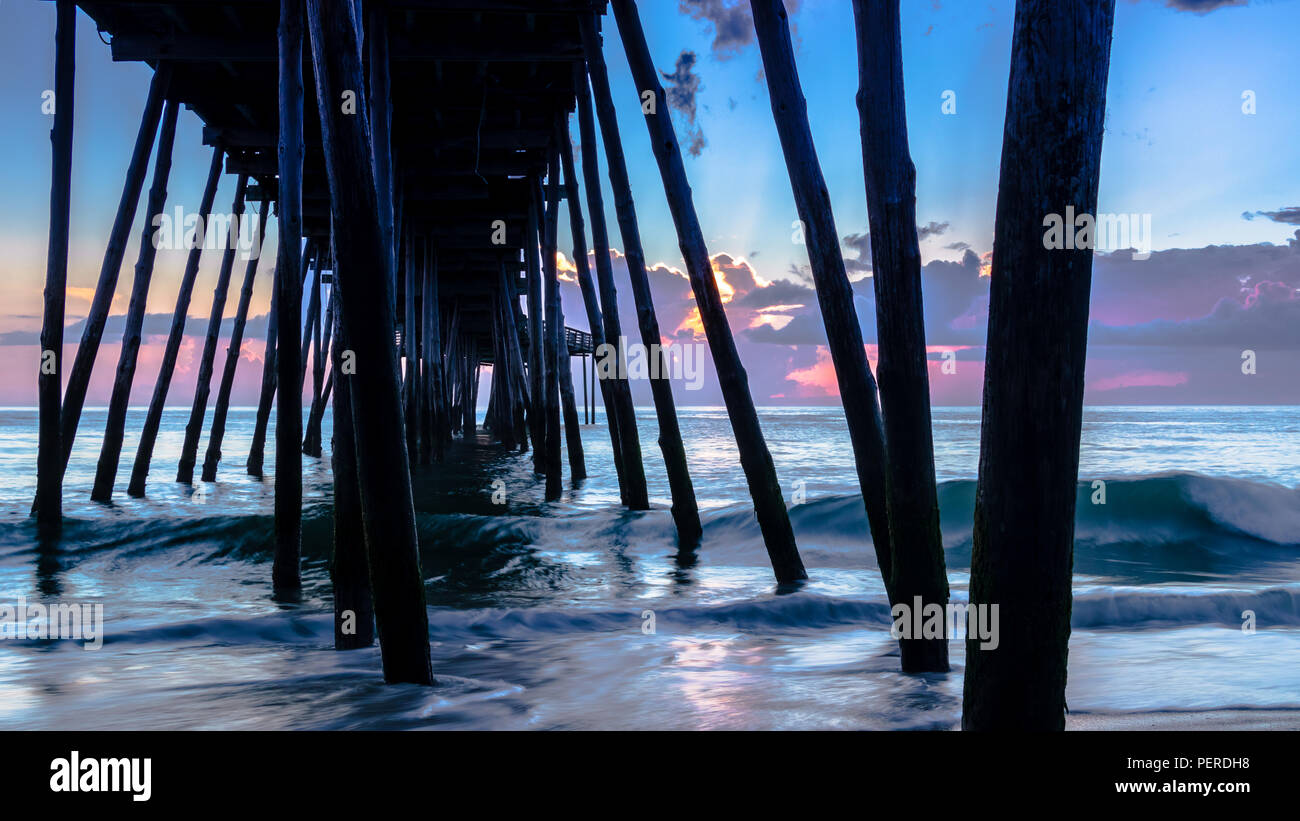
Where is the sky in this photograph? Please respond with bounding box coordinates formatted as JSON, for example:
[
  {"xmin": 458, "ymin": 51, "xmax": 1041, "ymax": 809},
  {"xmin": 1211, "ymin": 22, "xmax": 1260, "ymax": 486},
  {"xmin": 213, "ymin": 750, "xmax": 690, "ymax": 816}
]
[{"xmin": 0, "ymin": 0, "xmax": 1297, "ymax": 407}]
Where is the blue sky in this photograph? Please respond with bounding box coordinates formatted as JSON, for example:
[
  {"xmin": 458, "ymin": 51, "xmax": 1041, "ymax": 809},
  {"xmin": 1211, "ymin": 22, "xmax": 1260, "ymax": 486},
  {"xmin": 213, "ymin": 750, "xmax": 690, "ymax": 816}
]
[{"xmin": 0, "ymin": 0, "xmax": 1297, "ymax": 405}]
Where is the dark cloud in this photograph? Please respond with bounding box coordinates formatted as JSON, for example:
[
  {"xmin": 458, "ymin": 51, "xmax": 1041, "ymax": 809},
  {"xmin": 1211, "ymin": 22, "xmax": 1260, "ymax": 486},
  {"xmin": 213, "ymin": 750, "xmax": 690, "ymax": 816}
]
[
  {"xmin": 0, "ymin": 312, "xmax": 270, "ymax": 346},
  {"xmin": 1161, "ymin": 0, "xmax": 1248, "ymax": 13},
  {"xmin": 1244, "ymin": 206, "xmax": 1300, "ymax": 225},
  {"xmin": 1089, "ymin": 280, "xmax": 1300, "ymax": 350},
  {"xmin": 661, "ymin": 50, "xmax": 707, "ymax": 157},
  {"xmin": 945, "ymin": 240, "xmax": 971, "ymax": 252},
  {"xmin": 571, "ymin": 239, "xmax": 1298, "ymax": 405},
  {"xmin": 678, "ymin": 0, "xmax": 802, "ymax": 60},
  {"xmin": 745, "ymin": 247, "xmax": 990, "ymax": 348},
  {"xmin": 842, "ymin": 231, "xmax": 872, "ymax": 273},
  {"xmin": 917, "ymin": 221, "xmax": 950, "ymax": 241},
  {"xmin": 733, "ymin": 278, "xmax": 816, "ymax": 309}
]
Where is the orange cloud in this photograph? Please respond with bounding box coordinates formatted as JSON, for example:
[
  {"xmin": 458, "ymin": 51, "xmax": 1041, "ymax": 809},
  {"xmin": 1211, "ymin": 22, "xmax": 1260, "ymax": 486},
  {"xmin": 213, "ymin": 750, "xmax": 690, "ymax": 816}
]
[{"xmin": 555, "ymin": 251, "xmax": 579, "ymax": 283}]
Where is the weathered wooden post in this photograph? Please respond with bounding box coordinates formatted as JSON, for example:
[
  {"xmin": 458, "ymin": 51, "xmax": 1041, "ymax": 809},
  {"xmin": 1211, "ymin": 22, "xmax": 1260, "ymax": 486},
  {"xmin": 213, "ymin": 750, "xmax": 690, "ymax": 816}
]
[
  {"xmin": 497, "ymin": 259, "xmax": 530, "ymax": 451},
  {"xmin": 249, "ymin": 240, "xmax": 316, "ymax": 476},
  {"xmin": 201, "ymin": 206, "xmax": 270, "ymax": 483},
  {"xmin": 59, "ymin": 65, "xmax": 172, "ymax": 475},
  {"xmin": 424, "ymin": 243, "xmax": 446, "ymax": 461},
  {"xmin": 35, "ymin": 0, "xmax": 76, "ymax": 524},
  {"xmin": 368, "ymin": 2, "xmax": 396, "ymax": 309},
  {"xmin": 297, "ymin": 251, "xmax": 322, "ymax": 393},
  {"xmin": 274, "ymin": 0, "xmax": 305, "ymax": 594},
  {"xmin": 573, "ymin": 63, "xmax": 648, "ymax": 509},
  {"xmin": 177, "ymin": 174, "xmax": 248, "ymax": 485},
  {"xmin": 840, "ymin": 0, "xmax": 952, "ymax": 670},
  {"xmin": 303, "ymin": 238, "xmax": 326, "ymax": 457},
  {"xmin": 542, "ymin": 143, "xmax": 564, "ymax": 499},
  {"xmin": 608, "ymin": 2, "xmax": 803, "ymax": 580},
  {"xmin": 306, "ymin": 0, "xmax": 433, "ymax": 684},
  {"xmin": 558, "ymin": 124, "xmax": 625, "ymax": 492},
  {"xmin": 90, "ymin": 99, "xmax": 181, "ymax": 502},
  {"xmin": 962, "ymin": 0, "xmax": 1116, "ymax": 731},
  {"xmin": 488, "ymin": 294, "xmax": 516, "ymax": 450},
  {"xmin": 444, "ymin": 304, "xmax": 462, "ymax": 437},
  {"xmin": 128, "ymin": 149, "xmax": 224, "ymax": 497},
  {"xmin": 581, "ymin": 40, "xmax": 704, "ymax": 537},
  {"xmin": 752, "ymin": 0, "xmax": 948, "ymax": 665},
  {"xmin": 556, "ymin": 302, "xmax": 586, "ymax": 480},
  {"xmin": 303, "ymin": 256, "xmax": 334, "ymax": 458},
  {"xmin": 403, "ymin": 230, "xmax": 421, "ymax": 462},
  {"xmin": 525, "ymin": 191, "xmax": 546, "ymax": 471},
  {"xmin": 330, "ymin": 273, "xmax": 375, "ymax": 650},
  {"xmin": 416, "ymin": 238, "xmax": 433, "ymax": 463}
]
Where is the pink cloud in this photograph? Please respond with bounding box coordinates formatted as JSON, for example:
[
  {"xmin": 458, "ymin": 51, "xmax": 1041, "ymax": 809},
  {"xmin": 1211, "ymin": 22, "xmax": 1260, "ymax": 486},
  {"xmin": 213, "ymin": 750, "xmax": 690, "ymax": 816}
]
[{"xmin": 1091, "ymin": 369, "xmax": 1189, "ymax": 392}]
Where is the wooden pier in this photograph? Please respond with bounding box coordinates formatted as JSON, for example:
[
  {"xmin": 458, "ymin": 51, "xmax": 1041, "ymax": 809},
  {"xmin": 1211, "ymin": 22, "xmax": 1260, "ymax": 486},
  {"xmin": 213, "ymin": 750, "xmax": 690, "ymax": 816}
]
[
  {"xmin": 33, "ymin": 0, "xmax": 1114, "ymax": 725},
  {"xmin": 34, "ymin": 0, "xmax": 814, "ymax": 684}
]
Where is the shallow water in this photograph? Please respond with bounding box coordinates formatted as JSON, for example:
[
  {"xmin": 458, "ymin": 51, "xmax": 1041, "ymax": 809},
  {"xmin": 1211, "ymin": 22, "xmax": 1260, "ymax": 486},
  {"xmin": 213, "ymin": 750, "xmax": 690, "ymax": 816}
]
[{"xmin": 0, "ymin": 405, "xmax": 1297, "ymax": 729}]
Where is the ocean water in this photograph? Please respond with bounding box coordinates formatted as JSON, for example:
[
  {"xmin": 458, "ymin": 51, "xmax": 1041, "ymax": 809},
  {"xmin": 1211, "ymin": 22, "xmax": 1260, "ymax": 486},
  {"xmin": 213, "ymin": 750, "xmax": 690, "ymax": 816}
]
[{"xmin": 0, "ymin": 404, "xmax": 1297, "ymax": 729}]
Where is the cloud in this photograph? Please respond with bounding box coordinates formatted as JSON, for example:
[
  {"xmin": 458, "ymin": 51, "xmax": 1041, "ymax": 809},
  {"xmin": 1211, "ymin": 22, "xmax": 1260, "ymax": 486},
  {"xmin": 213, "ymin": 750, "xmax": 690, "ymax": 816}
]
[
  {"xmin": 1159, "ymin": 0, "xmax": 1248, "ymax": 13},
  {"xmin": 842, "ymin": 231, "xmax": 872, "ymax": 273},
  {"xmin": 1091, "ymin": 369, "xmax": 1189, "ymax": 392},
  {"xmin": 678, "ymin": 0, "xmax": 803, "ymax": 60},
  {"xmin": 0, "ymin": 312, "xmax": 272, "ymax": 346},
  {"xmin": 945, "ymin": 241, "xmax": 971, "ymax": 252},
  {"xmin": 917, "ymin": 221, "xmax": 950, "ymax": 241},
  {"xmin": 1089, "ymin": 279, "xmax": 1300, "ymax": 350},
  {"xmin": 1243, "ymin": 206, "xmax": 1300, "ymax": 225},
  {"xmin": 661, "ymin": 50, "xmax": 707, "ymax": 157}
]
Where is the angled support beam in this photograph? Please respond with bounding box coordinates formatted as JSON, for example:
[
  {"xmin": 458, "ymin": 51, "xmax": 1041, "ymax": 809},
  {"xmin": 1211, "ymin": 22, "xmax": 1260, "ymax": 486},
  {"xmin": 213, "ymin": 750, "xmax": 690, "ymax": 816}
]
[
  {"xmin": 608, "ymin": 0, "xmax": 804, "ymax": 582},
  {"xmin": 578, "ymin": 46, "xmax": 699, "ymax": 534},
  {"xmin": 129, "ymin": 148, "xmax": 224, "ymax": 498},
  {"xmin": 249, "ymin": 240, "xmax": 317, "ymax": 476},
  {"xmin": 59, "ymin": 65, "xmax": 171, "ymax": 478},
  {"xmin": 177, "ymin": 174, "xmax": 248, "ymax": 485},
  {"xmin": 560, "ymin": 110, "xmax": 628, "ymax": 500},
  {"xmin": 201, "ymin": 205, "xmax": 270, "ymax": 483},
  {"xmin": 555, "ymin": 291, "xmax": 586, "ymax": 481},
  {"xmin": 92, "ymin": 97, "xmax": 180, "ymax": 502}
]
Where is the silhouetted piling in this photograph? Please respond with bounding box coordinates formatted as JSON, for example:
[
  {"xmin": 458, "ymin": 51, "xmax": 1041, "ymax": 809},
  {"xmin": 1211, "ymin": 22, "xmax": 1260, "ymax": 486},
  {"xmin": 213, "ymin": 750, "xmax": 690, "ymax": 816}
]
[
  {"xmin": 306, "ymin": 0, "xmax": 433, "ymax": 685},
  {"xmin": 90, "ymin": 98, "xmax": 181, "ymax": 502},
  {"xmin": 526, "ymin": 191, "xmax": 546, "ymax": 471},
  {"xmin": 962, "ymin": 0, "xmax": 1116, "ymax": 731},
  {"xmin": 558, "ymin": 121, "xmax": 622, "ymax": 493},
  {"xmin": 542, "ymin": 141, "xmax": 564, "ymax": 500},
  {"xmin": 249, "ymin": 240, "xmax": 316, "ymax": 477},
  {"xmin": 582, "ymin": 23, "xmax": 701, "ymax": 539},
  {"xmin": 35, "ymin": 0, "xmax": 76, "ymax": 524},
  {"xmin": 274, "ymin": 0, "xmax": 305, "ymax": 594},
  {"xmin": 845, "ymin": 0, "xmax": 950, "ymax": 671},
  {"xmin": 178, "ymin": 174, "xmax": 248, "ymax": 486},
  {"xmin": 201, "ymin": 205, "xmax": 270, "ymax": 483},
  {"xmin": 129, "ymin": 148, "xmax": 224, "ymax": 498},
  {"xmin": 330, "ymin": 289, "xmax": 375, "ymax": 650},
  {"xmin": 60, "ymin": 65, "xmax": 172, "ymax": 477},
  {"xmin": 610, "ymin": 0, "xmax": 803, "ymax": 580}
]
